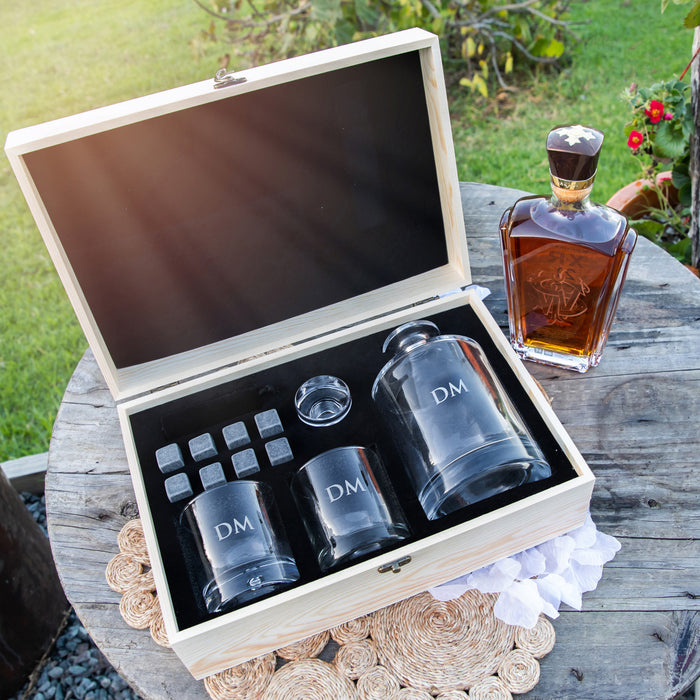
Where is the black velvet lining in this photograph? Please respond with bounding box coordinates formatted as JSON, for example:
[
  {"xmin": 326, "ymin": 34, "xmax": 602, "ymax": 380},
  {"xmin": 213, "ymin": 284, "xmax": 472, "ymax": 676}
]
[
  {"xmin": 23, "ymin": 51, "xmax": 447, "ymax": 369},
  {"xmin": 128, "ymin": 304, "xmax": 577, "ymax": 631}
]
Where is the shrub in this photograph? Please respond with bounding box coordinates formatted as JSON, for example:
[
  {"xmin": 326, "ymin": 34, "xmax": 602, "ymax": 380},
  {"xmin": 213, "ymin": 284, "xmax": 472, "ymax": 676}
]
[{"xmin": 191, "ymin": 0, "xmax": 577, "ymax": 95}]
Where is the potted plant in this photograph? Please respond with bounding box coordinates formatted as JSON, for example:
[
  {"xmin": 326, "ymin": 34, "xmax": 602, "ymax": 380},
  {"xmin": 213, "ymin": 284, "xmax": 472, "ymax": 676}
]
[
  {"xmin": 607, "ymin": 78, "xmax": 693, "ymax": 264},
  {"xmin": 607, "ymin": 0, "xmax": 700, "ymax": 269}
]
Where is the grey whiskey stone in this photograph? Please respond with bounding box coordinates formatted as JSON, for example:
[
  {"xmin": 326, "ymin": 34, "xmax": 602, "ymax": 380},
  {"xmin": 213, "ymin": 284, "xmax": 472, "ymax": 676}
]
[
  {"xmin": 188, "ymin": 433, "xmax": 217, "ymax": 462},
  {"xmin": 254, "ymin": 409, "xmax": 283, "ymax": 439},
  {"xmin": 222, "ymin": 421, "xmax": 250, "ymax": 450},
  {"xmin": 199, "ymin": 462, "xmax": 226, "ymax": 490},
  {"xmin": 155, "ymin": 443, "xmax": 184, "ymax": 474},
  {"xmin": 231, "ymin": 449, "xmax": 260, "ymax": 478},
  {"xmin": 164, "ymin": 473, "xmax": 193, "ymax": 503},
  {"xmin": 265, "ymin": 438, "xmax": 293, "ymax": 466}
]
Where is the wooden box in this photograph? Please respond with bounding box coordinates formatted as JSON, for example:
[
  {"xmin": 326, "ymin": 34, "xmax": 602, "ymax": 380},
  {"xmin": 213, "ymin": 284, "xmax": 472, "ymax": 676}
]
[{"xmin": 5, "ymin": 29, "xmax": 594, "ymax": 679}]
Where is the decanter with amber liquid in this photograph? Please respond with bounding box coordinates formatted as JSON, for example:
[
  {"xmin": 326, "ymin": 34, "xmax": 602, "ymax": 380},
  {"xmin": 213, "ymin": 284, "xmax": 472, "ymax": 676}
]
[{"xmin": 499, "ymin": 125, "xmax": 637, "ymax": 372}]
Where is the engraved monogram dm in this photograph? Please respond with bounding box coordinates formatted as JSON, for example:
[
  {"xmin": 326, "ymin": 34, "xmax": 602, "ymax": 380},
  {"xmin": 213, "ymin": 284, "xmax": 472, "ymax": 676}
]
[
  {"xmin": 214, "ymin": 516, "xmax": 254, "ymax": 541},
  {"xmin": 430, "ymin": 378, "xmax": 469, "ymax": 405},
  {"xmin": 325, "ymin": 477, "xmax": 367, "ymax": 503}
]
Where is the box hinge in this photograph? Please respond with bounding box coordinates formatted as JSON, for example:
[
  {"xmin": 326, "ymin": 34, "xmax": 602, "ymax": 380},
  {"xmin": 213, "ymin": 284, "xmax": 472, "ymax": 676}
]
[
  {"xmin": 378, "ymin": 555, "xmax": 412, "ymax": 574},
  {"xmin": 213, "ymin": 68, "xmax": 247, "ymax": 89}
]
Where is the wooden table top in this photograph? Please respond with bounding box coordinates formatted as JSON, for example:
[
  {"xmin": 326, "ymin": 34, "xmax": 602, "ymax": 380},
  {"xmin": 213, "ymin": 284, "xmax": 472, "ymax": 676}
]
[{"xmin": 45, "ymin": 182, "xmax": 700, "ymax": 700}]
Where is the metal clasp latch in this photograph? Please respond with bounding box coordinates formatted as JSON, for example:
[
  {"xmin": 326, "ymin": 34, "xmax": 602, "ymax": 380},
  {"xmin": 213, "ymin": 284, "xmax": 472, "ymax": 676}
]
[
  {"xmin": 378, "ymin": 556, "xmax": 412, "ymax": 574},
  {"xmin": 213, "ymin": 68, "xmax": 247, "ymax": 89}
]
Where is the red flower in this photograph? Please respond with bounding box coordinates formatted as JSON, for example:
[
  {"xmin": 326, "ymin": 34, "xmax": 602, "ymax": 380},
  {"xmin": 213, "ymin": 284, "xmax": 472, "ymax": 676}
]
[
  {"xmin": 627, "ymin": 130, "xmax": 643, "ymax": 149},
  {"xmin": 644, "ymin": 100, "xmax": 665, "ymax": 123}
]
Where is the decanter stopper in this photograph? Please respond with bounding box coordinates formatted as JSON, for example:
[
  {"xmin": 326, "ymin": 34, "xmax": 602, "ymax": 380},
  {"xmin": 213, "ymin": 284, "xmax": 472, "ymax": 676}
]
[
  {"xmin": 382, "ymin": 319, "xmax": 439, "ymax": 356},
  {"xmin": 547, "ymin": 124, "xmax": 604, "ymax": 200}
]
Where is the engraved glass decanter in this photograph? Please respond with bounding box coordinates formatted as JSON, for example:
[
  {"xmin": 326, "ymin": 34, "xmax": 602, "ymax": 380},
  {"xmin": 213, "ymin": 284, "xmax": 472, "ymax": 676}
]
[
  {"xmin": 499, "ymin": 124, "xmax": 637, "ymax": 372},
  {"xmin": 371, "ymin": 320, "xmax": 551, "ymax": 520}
]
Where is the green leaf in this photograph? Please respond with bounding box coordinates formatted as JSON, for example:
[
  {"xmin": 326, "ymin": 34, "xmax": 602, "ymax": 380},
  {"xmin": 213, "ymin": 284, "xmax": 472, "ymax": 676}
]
[
  {"xmin": 632, "ymin": 218, "xmax": 665, "ymax": 242},
  {"xmin": 431, "ymin": 16, "xmax": 445, "ymax": 35},
  {"xmin": 667, "ymin": 236, "xmax": 692, "ymax": 264},
  {"xmin": 546, "ymin": 39, "xmax": 565, "ymax": 58},
  {"xmin": 515, "ymin": 18, "xmax": 531, "ymax": 44},
  {"xmin": 333, "ymin": 19, "xmax": 355, "ymax": 45},
  {"xmin": 472, "ymin": 73, "xmax": 488, "ymax": 97},
  {"xmin": 466, "ymin": 36, "xmax": 477, "ymax": 57},
  {"xmin": 679, "ymin": 181, "xmax": 692, "ymax": 206},
  {"xmin": 653, "ymin": 120, "xmax": 689, "ymax": 159},
  {"xmin": 505, "ymin": 51, "xmax": 513, "ymax": 74},
  {"xmin": 529, "ymin": 38, "xmax": 545, "ymax": 55},
  {"xmin": 684, "ymin": 2, "xmax": 700, "ymax": 28},
  {"xmin": 672, "ymin": 153, "xmax": 690, "ymax": 185},
  {"xmin": 310, "ymin": 0, "xmax": 342, "ymax": 23},
  {"xmin": 354, "ymin": 0, "xmax": 379, "ymax": 27},
  {"xmin": 672, "ymin": 168, "xmax": 691, "ymax": 191},
  {"xmin": 304, "ymin": 23, "xmax": 319, "ymax": 42}
]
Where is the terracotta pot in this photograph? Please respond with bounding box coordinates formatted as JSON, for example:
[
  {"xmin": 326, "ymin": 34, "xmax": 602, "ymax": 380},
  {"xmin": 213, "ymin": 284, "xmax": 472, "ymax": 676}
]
[
  {"xmin": 606, "ymin": 171, "xmax": 678, "ymax": 217},
  {"xmin": 607, "ymin": 171, "xmax": 699, "ymax": 276}
]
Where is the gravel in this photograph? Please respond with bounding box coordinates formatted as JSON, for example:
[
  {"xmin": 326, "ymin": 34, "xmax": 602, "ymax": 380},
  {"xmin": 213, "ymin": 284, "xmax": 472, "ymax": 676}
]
[{"xmin": 9, "ymin": 493, "xmax": 142, "ymax": 700}]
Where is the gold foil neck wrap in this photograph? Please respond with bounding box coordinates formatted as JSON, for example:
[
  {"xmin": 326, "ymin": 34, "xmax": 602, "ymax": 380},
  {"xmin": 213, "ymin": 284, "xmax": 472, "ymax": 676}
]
[
  {"xmin": 550, "ymin": 172, "xmax": 594, "ymax": 203},
  {"xmin": 550, "ymin": 172, "xmax": 596, "ymax": 191}
]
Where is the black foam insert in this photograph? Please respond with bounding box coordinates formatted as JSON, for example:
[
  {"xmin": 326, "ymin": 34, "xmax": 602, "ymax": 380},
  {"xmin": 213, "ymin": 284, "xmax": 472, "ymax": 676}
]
[
  {"xmin": 128, "ymin": 304, "xmax": 577, "ymax": 631},
  {"xmin": 23, "ymin": 51, "xmax": 447, "ymax": 369}
]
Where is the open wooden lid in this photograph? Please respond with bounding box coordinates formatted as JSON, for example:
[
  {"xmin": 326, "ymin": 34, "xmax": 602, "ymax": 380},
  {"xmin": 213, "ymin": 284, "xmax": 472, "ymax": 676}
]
[{"xmin": 5, "ymin": 29, "xmax": 469, "ymax": 401}]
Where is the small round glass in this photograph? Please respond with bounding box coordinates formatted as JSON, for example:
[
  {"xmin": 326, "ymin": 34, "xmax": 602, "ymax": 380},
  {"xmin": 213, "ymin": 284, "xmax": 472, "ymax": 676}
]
[{"xmin": 294, "ymin": 375, "xmax": 352, "ymax": 427}]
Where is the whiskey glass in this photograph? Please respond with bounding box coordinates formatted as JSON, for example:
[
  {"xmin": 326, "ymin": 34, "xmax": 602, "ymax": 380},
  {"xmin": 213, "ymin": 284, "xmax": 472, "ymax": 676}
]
[
  {"xmin": 371, "ymin": 320, "xmax": 551, "ymax": 520},
  {"xmin": 181, "ymin": 481, "xmax": 299, "ymax": 613},
  {"xmin": 291, "ymin": 446, "xmax": 409, "ymax": 570}
]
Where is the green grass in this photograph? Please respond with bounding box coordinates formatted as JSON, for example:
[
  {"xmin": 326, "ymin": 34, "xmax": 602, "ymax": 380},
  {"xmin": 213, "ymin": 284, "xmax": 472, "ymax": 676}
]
[
  {"xmin": 452, "ymin": 1, "xmax": 694, "ymax": 202},
  {"xmin": 0, "ymin": 0, "xmax": 224, "ymax": 460},
  {"xmin": 0, "ymin": 0, "xmax": 694, "ymax": 460}
]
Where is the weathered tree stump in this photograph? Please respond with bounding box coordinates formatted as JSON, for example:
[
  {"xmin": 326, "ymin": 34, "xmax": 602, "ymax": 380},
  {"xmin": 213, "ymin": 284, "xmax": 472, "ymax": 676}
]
[{"xmin": 0, "ymin": 469, "xmax": 69, "ymax": 696}]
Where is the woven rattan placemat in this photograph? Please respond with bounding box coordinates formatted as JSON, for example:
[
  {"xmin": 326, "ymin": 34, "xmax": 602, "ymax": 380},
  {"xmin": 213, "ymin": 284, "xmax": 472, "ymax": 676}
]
[{"xmin": 106, "ymin": 518, "xmax": 555, "ymax": 699}]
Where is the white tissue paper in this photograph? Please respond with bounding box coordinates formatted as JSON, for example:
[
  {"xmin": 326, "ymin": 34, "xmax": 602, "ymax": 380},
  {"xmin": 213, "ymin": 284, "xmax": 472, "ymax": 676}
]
[{"xmin": 429, "ymin": 513, "xmax": 620, "ymax": 628}]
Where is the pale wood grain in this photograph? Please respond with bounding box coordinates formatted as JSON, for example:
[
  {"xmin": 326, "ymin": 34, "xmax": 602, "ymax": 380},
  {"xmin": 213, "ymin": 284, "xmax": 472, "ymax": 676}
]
[
  {"xmin": 1, "ymin": 451, "xmax": 47, "ymax": 494},
  {"xmin": 45, "ymin": 182, "xmax": 700, "ymax": 699}
]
